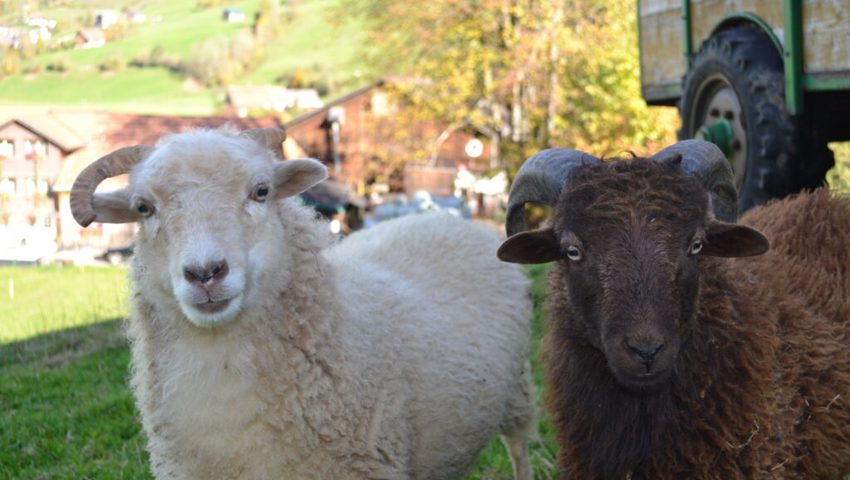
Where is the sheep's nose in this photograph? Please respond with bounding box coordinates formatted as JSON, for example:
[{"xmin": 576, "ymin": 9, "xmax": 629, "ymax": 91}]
[
  {"xmin": 183, "ymin": 260, "xmax": 229, "ymax": 286},
  {"xmin": 624, "ymin": 338, "xmax": 665, "ymax": 366}
]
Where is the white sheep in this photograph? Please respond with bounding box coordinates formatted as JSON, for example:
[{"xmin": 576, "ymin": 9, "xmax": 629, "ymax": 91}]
[{"xmin": 70, "ymin": 128, "xmax": 535, "ymax": 480}]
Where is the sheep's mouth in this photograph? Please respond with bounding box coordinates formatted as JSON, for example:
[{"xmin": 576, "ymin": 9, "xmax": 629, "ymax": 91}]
[
  {"xmin": 179, "ymin": 293, "xmax": 244, "ymax": 328},
  {"xmin": 193, "ymin": 298, "xmax": 233, "ymax": 314},
  {"xmin": 615, "ymin": 369, "xmax": 673, "ymax": 391}
]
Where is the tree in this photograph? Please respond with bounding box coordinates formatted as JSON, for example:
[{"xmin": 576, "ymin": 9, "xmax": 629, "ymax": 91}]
[{"xmin": 339, "ymin": 0, "xmax": 676, "ymax": 172}]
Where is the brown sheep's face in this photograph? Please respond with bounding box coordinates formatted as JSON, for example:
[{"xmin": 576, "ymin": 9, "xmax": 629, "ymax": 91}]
[
  {"xmin": 551, "ymin": 205, "xmax": 703, "ymax": 390},
  {"xmin": 498, "ymin": 159, "xmax": 769, "ymax": 391}
]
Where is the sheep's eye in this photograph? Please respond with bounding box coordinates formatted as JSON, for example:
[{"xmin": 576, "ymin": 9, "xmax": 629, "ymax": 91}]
[
  {"xmin": 689, "ymin": 239, "xmax": 703, "ymax": 255},
  {"xmin": 565, "ymin": 245, "xmax": 582, "ymax": 262},
  {"xmin": 251, "ymin": 184, "xmax": 270, "ymax": 202},
  {"xmin": 136, "ymin": 201, "xmax": 154, "ymax": 217}
]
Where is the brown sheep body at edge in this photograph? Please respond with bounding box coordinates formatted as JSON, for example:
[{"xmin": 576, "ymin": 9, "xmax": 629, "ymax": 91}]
[{"xmin": 535, "ymin": 160, "xmax": 850, "ymax": 479}]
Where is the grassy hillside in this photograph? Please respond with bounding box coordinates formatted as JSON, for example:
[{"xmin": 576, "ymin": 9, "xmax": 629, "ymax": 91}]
[{"xmin": 0, "ymin": 0, "xmax": 368, "ymax": 115}]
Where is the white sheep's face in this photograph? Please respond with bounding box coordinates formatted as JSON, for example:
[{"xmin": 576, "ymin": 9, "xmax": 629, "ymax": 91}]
[{"xmin": 95, "ymin": 130, "xmax": 327, "ymax": 328}]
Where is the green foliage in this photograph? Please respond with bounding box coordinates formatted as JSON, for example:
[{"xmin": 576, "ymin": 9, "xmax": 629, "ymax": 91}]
[
  {"xmin": 276, "ymin": 65, "xmax": 331, "ymax": 95},
  {"xmin": 46, "ymin": 54, "xmax": 73, "ymax": 73},
  {"xmin": 99, "ymin": 52, "xmax": 127, "ymax": 72},
  {"xmin": 0, "ymin": 264, "xmax": 557, "ymax": 479},
  {"xmin": 186, "ymin": 34, "xmax": 239, "ymax": 86},
  {"xmin": 184, "ymin": 29, "xmax": 266, "ymax": 86},
  {"xmin": 254, "ymin": 0, "xmax": 283, "ymax": 41},
  {"xmin": 828, "ymin": 142, "xmax": 850, "ymax": 194}
]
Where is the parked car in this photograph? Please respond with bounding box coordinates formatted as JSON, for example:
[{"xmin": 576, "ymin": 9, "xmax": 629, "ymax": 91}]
[
  {"xmin": 300, "ymin": 179, "xmax": 365, "ymax": 234},
  {"xmin": 98, "ymin": 244, "xmax": 134, "ymax": 265}
]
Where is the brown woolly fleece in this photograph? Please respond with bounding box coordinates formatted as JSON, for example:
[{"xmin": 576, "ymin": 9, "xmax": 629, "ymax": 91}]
[{"xmin": 543, "ymin": 169, "xmax": 850, "ymax": 478}]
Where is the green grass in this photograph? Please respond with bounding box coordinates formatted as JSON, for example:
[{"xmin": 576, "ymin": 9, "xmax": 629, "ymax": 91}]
[
  {"xmin": 0, "ymin": 0, "xmax": 370, "ymax": 115},
  {"xmin": 240, "ymin": 0, "xmax": 368, "ymax": 87},
  {"xmin": 0, "ymin": 321, "xmax": 150, "ymax": 479},
  {"xmin": 0, "ymin": 265, "xmax": 556, "ymax": 478},
  {"xmin": 0, "ymin": 68, "xmax": 220, "ymax": 115},
  {"xmin": 0, "ymin": 266, "xmax": 129, "ymax": 344}
]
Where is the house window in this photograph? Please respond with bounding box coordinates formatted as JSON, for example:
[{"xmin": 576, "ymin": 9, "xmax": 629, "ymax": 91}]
[
  {"xmin": 24, "ymin": 139, "xmax": 46, "ymax": 159},
  {"xmin": 24, "ymin": 177, "xmax": 48, "ymax": 194},
  {"xmin": 0, "ymin": 177, "xmax": 16, "ymax": 196},
  {"xmin": 0, "ymin": 139, "xmax": 13, "ymax": 159},
  {"xmin": 370, "ymin": 93, "xmax": 389, "ymax": 117}
]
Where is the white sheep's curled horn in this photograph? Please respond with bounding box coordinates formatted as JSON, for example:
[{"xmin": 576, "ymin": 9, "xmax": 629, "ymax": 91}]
[
  {"xmin": 70, "ymin": 145, "xmax": 153, "ymax": 227},
  {"xmin": 239, "ymin": 128, "xmax": 287, "ymax": 158}
]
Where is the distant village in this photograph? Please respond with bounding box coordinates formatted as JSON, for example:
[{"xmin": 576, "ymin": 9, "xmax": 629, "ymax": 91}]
[
  {"xmin": 0, "ymin": 6, "xmax": 246, "ymax": 51},
  {"xmin": 0, "ymin": 6, "xmax": 512, "ymax": 265},
  {"xmin": 0, "ymin": 80, "xmax": 508, "ymax": 264}
]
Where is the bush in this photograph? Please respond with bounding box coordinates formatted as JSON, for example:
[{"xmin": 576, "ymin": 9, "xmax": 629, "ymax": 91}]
[
  {"xmin": 23, "ymin": 61, "xmax": 43, "ymax": 75},
  {"xmin": 276, "ymin": 66, "xmax": 331, "ymax": 96},
  {"xmin": 99, "ymin": 53, "xmax": 126, "ymax": 73},
  {"xmin": 1, "ymin": 48, "xmax": 21, "ymax": 76},
  {"xmin": 104, "ymin": 22, "xmax": 131, "ymax": 42},
  {"xmin": 231, "ymin": 29, "xmax": 263, "ymax": 71},
  {"xmin": 46, "ymin": 55, "xmax": 72, "ymax": 73},
  {"xmin": 130, "ymin": 45, "xmax": 184, "ymax": 73},
  {"xmin": 186, "ymin": 35, "xmax": 240, "ymax": 86},
  {"xmin": 185, "ymin": 31, "xmax": 266, "ymax": 86}
]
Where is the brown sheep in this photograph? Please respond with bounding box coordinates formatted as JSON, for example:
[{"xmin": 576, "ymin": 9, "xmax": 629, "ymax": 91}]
[{"xmin": 497, "ymin": 141, "xmax": 850, "ymax": 479}]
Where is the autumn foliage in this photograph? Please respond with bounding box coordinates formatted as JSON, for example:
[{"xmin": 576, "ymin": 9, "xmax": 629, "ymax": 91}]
[{"xmin": 341, "ymin": 0, "xmax": 677, "ymax": 173}]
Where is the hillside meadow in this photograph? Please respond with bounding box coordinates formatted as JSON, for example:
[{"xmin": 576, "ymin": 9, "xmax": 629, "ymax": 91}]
[
  {"xmin": 0, "ymin": 264, "xmax": 558, "ymax": 478},
  {"xmin": 0, "ymin": 0, "xmax": 368, "ymax": 115}
]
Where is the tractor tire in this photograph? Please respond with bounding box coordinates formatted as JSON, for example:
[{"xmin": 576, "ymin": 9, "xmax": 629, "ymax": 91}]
[{"xmin": 678, "ymin": 25, "xmax": 832, "ymax": 212}]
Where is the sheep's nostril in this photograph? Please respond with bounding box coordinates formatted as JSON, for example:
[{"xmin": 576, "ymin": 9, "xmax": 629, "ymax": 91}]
[
  {"xmin": 211, "ymin": 261, "xmax": 229, "ymax": 281},
  {"xmin": 624, "ymin": 339, "xmax": 665, "ymax": 364},
  {"xmin": 184, "ymin": 260, "xmax": 229, "ymax": 285}
]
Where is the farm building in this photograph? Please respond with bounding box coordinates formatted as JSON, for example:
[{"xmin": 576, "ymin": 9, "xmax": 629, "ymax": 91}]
[
  {"xmin": 283, "ymin": 81, "xmax": 500, "ymax": 199},
  {"xmin": 0, "ymin": 109, "xmax": 279, "ymax": 254},
  {"xmin": 0, "ymin": 82, "xmax": 510, "ymax": 261}
]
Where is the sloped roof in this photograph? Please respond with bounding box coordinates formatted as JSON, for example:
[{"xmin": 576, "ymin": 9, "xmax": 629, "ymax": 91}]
[
  {"xmin": 76, "ymin": 28, "xmax": 105, "ymax": 42},
  {"xmin": 0, "ymin": 113, "xmax": 87, "ymax": 152},
  {"xmin": 100, "ymin": 112, "xmax": 279, "ymax": 146},
  {"xmin": 285, "ymin": 80, "xmax": 384, "ymax": 129},
  {"xmin": 52, "ymin": 111, "xmax": 281, "ymax": 192}
]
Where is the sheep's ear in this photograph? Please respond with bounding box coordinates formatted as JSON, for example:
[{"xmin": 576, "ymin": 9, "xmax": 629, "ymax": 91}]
[
  {"xmin": 497, "ymin": 228, "xmax": 561, "ymax": 264},
  {"xmin": 273, "ymin": 158, "xmax": 328, "ymax": 199},
  {"xmin": 703, "ymin": 220, "xmax": 769, "ymax": 257},
  {"xmin": 89, "ymin": 189, "xmax": 139, "ymax": 224}
]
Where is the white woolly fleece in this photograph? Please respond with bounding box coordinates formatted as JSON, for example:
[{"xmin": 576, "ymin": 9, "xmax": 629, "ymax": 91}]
[{"xmin": 127, "ymin": 193, "xmax": 534, "ymax": 478}]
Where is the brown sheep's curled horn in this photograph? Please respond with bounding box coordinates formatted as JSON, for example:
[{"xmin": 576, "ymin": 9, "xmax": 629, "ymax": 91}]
[
  {"xmin": 239, "ymin": 128, "xmax": 287, "ymax": 158},
  {"xmin": 70, "ymin": 145, "xmax": 153, "ymax": 227},
  {"xmin": 650, "ymin": 139, "xmax": 739, "ymax": 222},
  {"xmin": 505, "ymin": 148, "xmax": 601, "ymax": 237}
]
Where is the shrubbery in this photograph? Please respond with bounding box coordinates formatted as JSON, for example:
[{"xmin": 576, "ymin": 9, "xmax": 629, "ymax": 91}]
[
  {"xmin": 276, "ymin": 66, "xmax": 331, "ymax": 96},
  {"xmin": 46, "ymin": 55, "xmax": 72, "ymax": 73},
  {"xmin": 185, "ymin": 30, "xmax": 266, "ymax": 86},
  {"xmin": 99, "ymin": 53, "xmax": 126, "ymax": 73}
]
